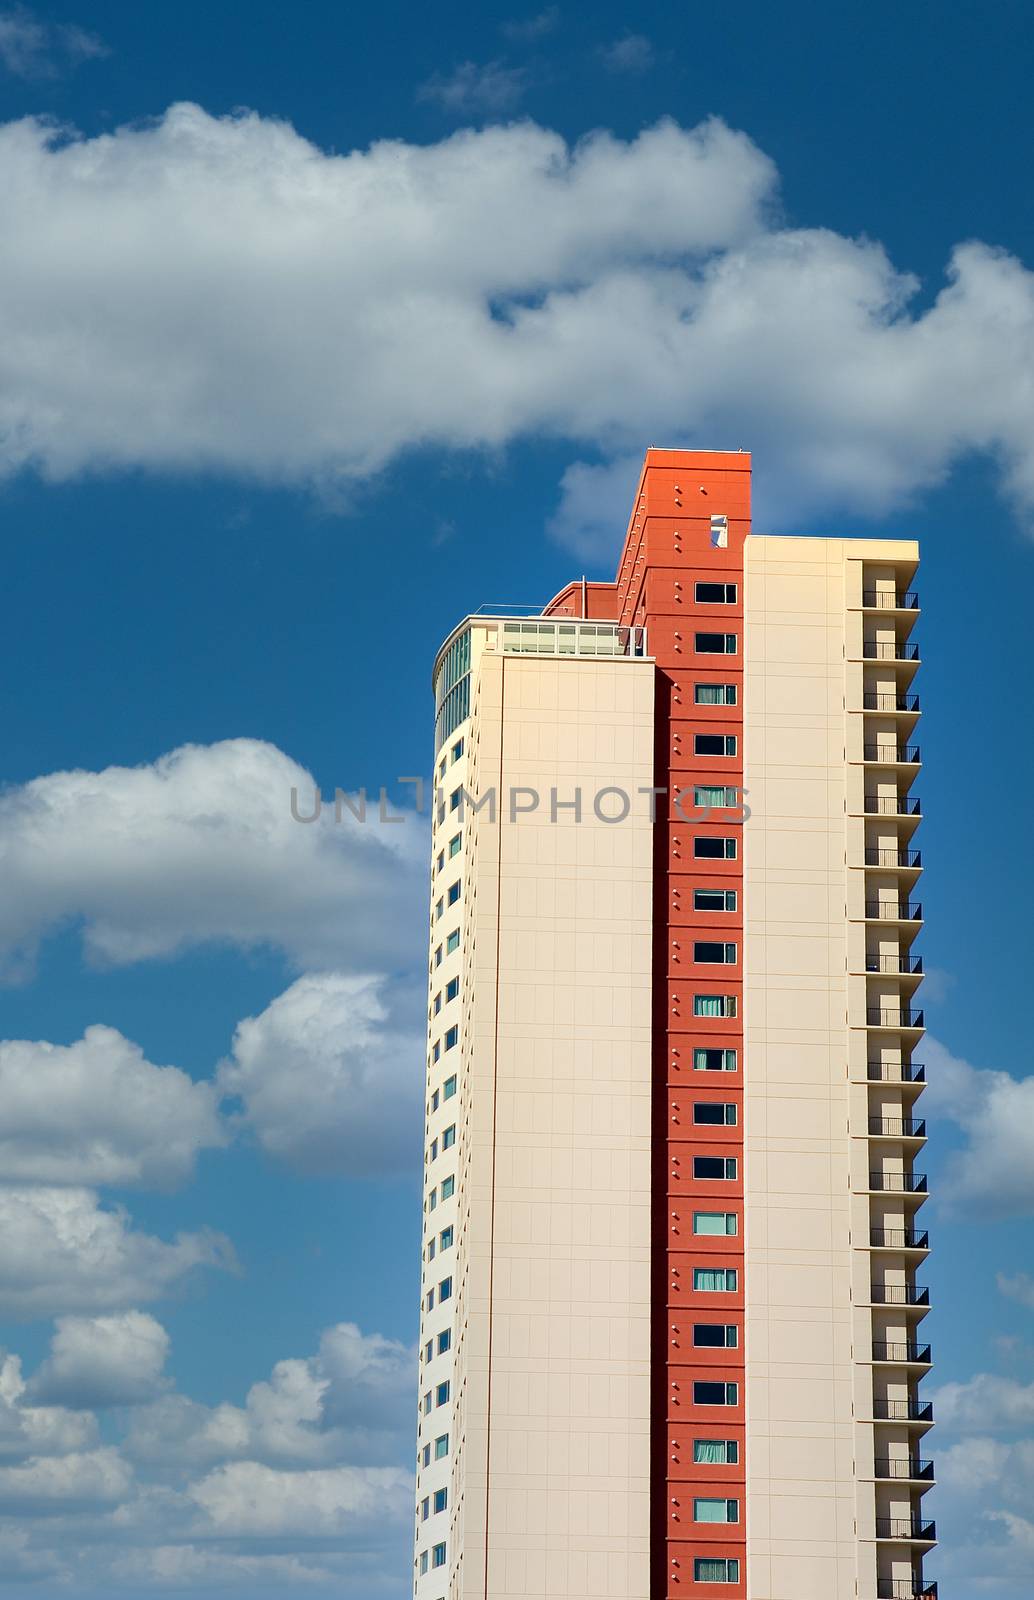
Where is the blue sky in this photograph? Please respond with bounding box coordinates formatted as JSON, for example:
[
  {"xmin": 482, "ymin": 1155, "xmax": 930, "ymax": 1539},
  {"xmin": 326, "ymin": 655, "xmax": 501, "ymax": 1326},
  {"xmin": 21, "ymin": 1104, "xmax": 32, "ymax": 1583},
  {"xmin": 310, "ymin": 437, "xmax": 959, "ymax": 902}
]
[{"xmin": 0, "ymin": 0, "xmax": 1033, "ymax": 1593}]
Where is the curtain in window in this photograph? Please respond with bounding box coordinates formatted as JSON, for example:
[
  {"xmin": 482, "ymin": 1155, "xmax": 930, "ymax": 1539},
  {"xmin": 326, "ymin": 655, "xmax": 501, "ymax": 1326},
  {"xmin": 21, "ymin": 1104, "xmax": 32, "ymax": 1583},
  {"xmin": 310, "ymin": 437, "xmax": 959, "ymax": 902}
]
[
  {"xmin": 693, "ymin": 1268, "xmax": 728, "ymax": 1291},
  {"xmin": 694, "ymin": 995, "xmax": 724, "ymax": 1017},
  {"xmin": 693, "ymin": 1440, "xmax": 727, "ymax": 1464},
  {"xmin": 694, "ymin": 1560, "xmax": 729, "ymax": 1582}
]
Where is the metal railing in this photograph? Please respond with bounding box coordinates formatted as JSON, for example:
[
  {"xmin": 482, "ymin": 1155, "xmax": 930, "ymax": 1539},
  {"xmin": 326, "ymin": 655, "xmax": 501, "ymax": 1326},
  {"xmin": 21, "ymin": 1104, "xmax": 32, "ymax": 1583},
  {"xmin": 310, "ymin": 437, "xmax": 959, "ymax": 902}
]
[
  {"xmin": 868, "ymin": 1061, "xmax": 925, "ymax": 1083},
  {"xmin": 868, "ymin": 1172, "xmax": 928, "ymax": 1193},
  {"xmin": 865, "ymin": 955, "xmax": 924, "ymax": 974},
  {"xmin": 863, "ymin": 692, "xmax": 921, "ymax": 712},
  {"xmin": 874, "ymin": 1457, "xmax": 935, "ymax": 1480},
  {"xmin": 872, "ymin": 1341, "xmax": 932, "ymax": 1364},
  {"xmin": 870, "ymin": 1229, "xmax": 930, "ymax": 1249},
  {"xmin": 876, "ymin": 1518, "xmax": 937, "ymax": 1541},
  {"xmin": 499, "ymin": 619, "xmax": 648, "ymax": 658},
  {"xmin": 866, "ymin": 1008, "xmax": 925, "ymax": 1028},
  {"xmin": 863, "ymin": 796, "xmax": 922, "ymax": 816},
  {"xmin": 863, "ymin": 745, "xmax": 921, "ymax": 762},
  {"xmin": 864, "ymin": 848, "xmax": 922, "ymax": 868},
  {"xmin": 862, "ymin": 591, "xmax": 920, "ymax": 610},
  {"xmin": 872, "ymin": 1398, "xmax": 934, "ymax": 1421},
  {"xmin": 864, "ymin": 901, "xmax": 923, "ymax": 919},
  {"xmin": 870, "ymin": 1285, "xmax": 930, "ymax": 1307},
  {"xmin": 863, "ymin": 641, "xmax": 921, "ymax": 661},
  {"xmin": 876, "ymin": 1582, "xmax": 937, "ymax": 1599},
  {"xmin": 869, "ymin": 1118, "xmax": 927, "ymax": 1137}
]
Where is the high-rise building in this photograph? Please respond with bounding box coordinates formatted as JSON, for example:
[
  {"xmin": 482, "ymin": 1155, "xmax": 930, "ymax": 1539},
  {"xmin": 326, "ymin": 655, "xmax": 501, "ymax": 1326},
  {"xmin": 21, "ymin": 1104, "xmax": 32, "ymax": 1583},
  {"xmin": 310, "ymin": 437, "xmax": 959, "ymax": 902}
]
[{"xmin": 414, "ymin": 449, "xmax": 935, "ymax": 1600}]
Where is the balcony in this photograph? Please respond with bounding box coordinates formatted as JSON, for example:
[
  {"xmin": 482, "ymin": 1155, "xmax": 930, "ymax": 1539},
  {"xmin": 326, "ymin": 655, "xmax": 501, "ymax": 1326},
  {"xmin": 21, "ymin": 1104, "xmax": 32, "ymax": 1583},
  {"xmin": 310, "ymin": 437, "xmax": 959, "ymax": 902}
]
[
  {"xmin": 876, "ymin": 1582, "xmax": 937, "ymax": 1599},
  {"xmin": 862, "ymin": 590, "xmax": 920, "ymax": 610},
  {"xmin": 868, "ymin": 1172, "xmax": 927, "ymax": 1193},
  {"xmin": 872, "ymin": 1341, "xmax": 932, "ymax": 1365},
  {"xmin": 865, "ymin": 955, "xmax": 923, "ymax": 975},
  {"xmin": 872, "ymin": 1398, "xmax": 934, "ymax": 1422},
  {"xmin": 868, "ymin": 1061, "xmax": 925, "ymax": 1084},
  {"xmin": 875, "ymin": 1518, "xmax": 937, "ymax": 1542},
  {"xmin": 865, "ymin": 848, "xmax": 922, "ymax": 868},
  {"xmin": 869, "ymin": 1285, "xmax": 931, "ymax": 1308},
  {"xmin": 873, "ymin": 1457, "xmax": 935, "ymax": 1481},
  {"xmin": 864, "ymin": 901, "xmax": 923, "ymax": 920},
  {"xmin": 863, "ymin": 745, "xmax": 921, "ymax": 764},
  {"xmin": 869, "ymin": 1118, "xmax": 927, "ymax": 1138},
  {"xmin": 863, "ymin": 796, "xmax": 922, "ymax": 816},
  {"xmin": 863, "ymin": 692, "xmax": 921, "ymax": 713},
  {"xmin": 866, "ymin": 1009, "xmax": 925, "ymax": 1029},
  {"xmin": 870, "ymin": 1228, "xmax": 930, "ymax": 1250},
  {"xmin": 863, "ymin": 641, "xmax": 921, "ymax": 661}
]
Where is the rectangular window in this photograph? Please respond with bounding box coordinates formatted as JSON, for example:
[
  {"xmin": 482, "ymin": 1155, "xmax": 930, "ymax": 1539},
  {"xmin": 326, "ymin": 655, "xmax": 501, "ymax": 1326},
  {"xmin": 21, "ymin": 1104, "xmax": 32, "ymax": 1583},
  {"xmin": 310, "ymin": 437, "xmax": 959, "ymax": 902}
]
[
  {"xmin": 693, "ymin": 1439, "xmax": 739, "ymax": 1465},
  {"xmin": 429, "ymin": 1138, "xmax": 438, "ymax": 1161},
  {"xmin": 694, "ymin": 1156, "xmax": 738, "ymax": 1180},
  {"xmin": 434, "ymin": 945, "xmax": 443, "ymax": 967},
  {"xmin": 437, "ymin": 1329, "xmax": 451, "ymax": 1355},
  {"xmin": 448, "ymin": 833, "xmax": 462, "ymax": 857},
  {"xmin": 448, "ymin": 787, "xmax": 462, "ymax": 812},
  {"xmin": 421, "ymin": 1496, "xmax": 430, "ymax": 1521},
  {"xmin": 426, "ymin": 1238, "xmax": 436, "ymax": 1262},
  {"xmin": 432, "ymin": 1041, "xmax": 441, "ymax": 1063},
  {"xmin": 693, "ymin": 1381, "xmax": 738, "ymax": 1406},
  {"xmin": 438, "ymin": 1275, "xmax": 453, "ymax": 1302},
  {"xmin": 694, "ymin": 942, "xmax": 737, "ymax": 964},
  {"xmin": 693, "ymin": 1324, "xmax": 739, "ymax": 1349},
  {"xmin": 428, "ymin": 1187, "xmax": 437, "ymax": 1210},
  {"xmin": 693, "ymin": 995, "xmax": 737, "ymax": 1018},
  {"xmin": 694, "ymin": 683, "xmax": 737, "ymax": 706},
  {"xmin": 694, "ymin": 1558, "xmax": 739, "ymax": 1584},
  {"xmin": 433, "ymin": 1487, "xmax": 448, "ymax": 1514},
  {"xmin": 693, "ymin": 1103, "xmax": 737, "ymax": 1126},
  {"xmin": 440, "ymin": 1176, "xmax": 455, "ymax": 1200},
  {"xmin": 425, "ymin": 1290, "xmax": 435, "ymax": 1312},
  {"xmin": 443, "ymin": 1075, "xmax": 457, "ymax": 1100},
  {"xmin": 433, "ymin": 992, "xmax": 442, "ymax": 1015},
  {"xmin": 693, "ymin": 1268, "xmax": 738, "ymax": 1292},
  {"xmin": 693, "ymin": 1212, "xmax": 738, "ymax": 1236},
  {"xmin": 436, "ymin": 851, "xmax": 444, "ymax": 875},
  {"xmin": 444, "ymin": 1026, "xmax": 458, "ymax": 1051},
  {"xmin": 694, "ymin": 836, "xmax": 737, "ymax": 860},
  {"xmin": 446, "ymin": 930, "xmax": 460, "ymax": 954},
  {"xmin": 451, "ymin": 739, "xmax": 464, "ymax": 762},
  {"xmin": 694, "ymin": 785, "xmax": 739, "ymax": 809},
  {"xmin": 694, "ymin": 1497, "xmax": 739, "ymax": 1522},
  {"xmin": 422, "ymin": 1443, "xmax": 431, "ymax": 1467},
  {"xmin": 694, "ymin": 1048, "xmax": 738, "ymax": 1072},
  {"xmin": 440, "ymin": 1226, "xmax": 454, "ymax": 1250},
  {"xmin": 693, "ymin": 888, "xmax": 737, "ymax": 912},
  {"xmin": 447, "ymin": 881, "xmax": 461, "ymax": 906},
  {"xmin": 419, "ymin": 1552, "xmax": 428, "ymax": 1576},
  {"xmin": 432, "ymin": 1543, "xmax": 447, "ymax": 1569},
  {"xmin": 445, "ymin": 977, "xmax": 459, "ymax": 1002},
  {"xmin": 442, "ymin": 1124, "xmax": 456, "ymax": 1150},
  {"xmin": 434, "ymin": 898, "xmax": 443, "ymax": 921},
  {"xmin": 434, "ymin": 1433, "xmax": 449, "ymax": 1459},
  {"xmin": 423, "ymin": 1389, "xmax": 432, "ymax": 1414},
  {"xmin": 695, "ymin": 632, "xmax": 737, "ymax": 654},
  {"xmin": 694, "ymin": 733, "xmax": 737, "ymax": 757},
  {"xmin": 435, "ymin": 1382, "xmax": 450, "ymax": 1407},
  {"xmin": 695, "ymin": 582, "xmax": 737, "ymax": 604}
]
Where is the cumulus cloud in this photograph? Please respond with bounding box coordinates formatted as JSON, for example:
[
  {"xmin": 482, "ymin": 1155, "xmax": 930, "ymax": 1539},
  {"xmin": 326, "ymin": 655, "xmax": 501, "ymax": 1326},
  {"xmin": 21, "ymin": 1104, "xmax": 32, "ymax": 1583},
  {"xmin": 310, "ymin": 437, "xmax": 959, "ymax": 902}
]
[
  {"xmin": 217, "ymin": 974, "xmax": 422, "ymax": 1177},
  {"xmin": 999, "ymin": 1272, "xmax": 1034, "ymax": 1311},
  {"xmin": 599, "ymin": 33, "xmax": 655, "ymax": 73},
  {"xmin": 188, "ymin": 1459, "xmax": 411, "ymax": 1537},
  {"xmin": 0, "ymin": 1354, "xmax": 96, "ymax": 1461},
  {"xmin": 0, "ymin": 1188, "xmax": 234, "ymax": 1319},
  {"xmin": 0, "ymin": 1445, "xmax": 132, "ymax": 1511},
  {"xmin": 923, "ymin": 1036, "xmax": 1034, "ymax": 1217},
  {"xmin": 28, "ymin": 1312, "xmax": 170, "ymax": 1409},
  {"xmin": 0, "ymin": 1026, "xmax": 224, "ymax": 1186},
  {"xmin": 0, "ymin": 737, "xmax": 424, "ymax": 981},
  {"xmin": 107, "ymin": 1545, "xmax": 336, "ymax": 1588},
  {"xmin": 0, "ymin": 6, "xmax": 105, "ymax": 78},
  {"xmin": 934, "ymin": 1372, "xmax": 1034, "ymax": 1432},
  {"xmin": 501, "ymin": 8, "xmax": 559, "ymax": 43},
  {"xmin": 418, "ymin": 58, "xmax": 529, "ymax": 113}
]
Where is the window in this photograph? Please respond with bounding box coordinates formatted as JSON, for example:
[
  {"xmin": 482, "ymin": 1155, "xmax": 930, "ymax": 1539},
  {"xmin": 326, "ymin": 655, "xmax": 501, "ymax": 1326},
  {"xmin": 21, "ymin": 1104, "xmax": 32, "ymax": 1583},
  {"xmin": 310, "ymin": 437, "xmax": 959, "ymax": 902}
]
[
  {"xmin": 448, "ymin": 787, "xmax": 462, "ymax": 812},
  {"xmin": 694, "ymin": 942, "xmax": 737, "ymax": 965},
  {"xmin": 448, "ymin": 833, "xmax": 462, "ymax": 858},
  {"xmin": 694, "ymin": 1156, "xmax": 737, "ymax": 1180},
  {"xmin": 423, "ymin": 1390, "xmax": 432, "ymax": 1414},
  {"xmin": 694, "ymin": 888, "xmax": 737, "ymax": 913},
  {"xmin": 442, "ymin": 1124, "xmax": 456, "ymax": 1150},
  {"xmin": 421, "ymin": 1496, "xmax": 430, "ymax": 1521},
  {"xmin": 695, "ymin": 582, "xmax": 737, "ymax": 604},
  {"xmin": 694, "ymin": 1103, "xmax": 737, "ymax": 1127},
  {"xmin": 432, "ymin": 1041, "xmax": 441, "ymax": 1064},
  {"xmin": 693, "ymin": 1212, "xmax": 738, "ymax": 1236},
  {"xmin": 444, "ymin": 1026, "xmax": 458, "ymax": 1051},
  {"xmin": 446, "ymin": 977, "xmax": 459, "ymax": 1002},
  {"xmin": 433, "ymin": 992, "xmax": 442, "ymax": 1015},
  {"xmin": 694, "ymin": 1267, "xmax": 738, "ymax": 1291},
  {"xmin": 694, "ymin": 785, "xmax": 739, "ymax": 809},
  {"xmin": 419, "ymin": 1552, "xmax": 428, "ymax": 1576},
  {"xmin": 695, "ymin": 1497, "xmax": 739, "ymax": 1522},
  {"xmin": 443, "ymin": 1075, "xmax": 457, "ymax": 1100},
  {"xmin": 694, "ymin": 1048, "xmax": 737, "ymax": 1072},
  {"xmin": 434, "ymin": 944, "xmax": 443, "ymax": 967},
  {"xmin": 693, "ymin": 1439, "xmax": 738, "ymax": 1465},
  {"xmin": 693, "ymin": 995, "xmax": 737, "ymax": 1018},
  {"xmin": 695, "ymin": 632, "xmax": 737, "ymax": 654},
  {"xmin": 429, "ymin": 1138, "xmax": 438, "ymax": 1161},
  {"xmin": 693, "ymin": 1381, "xmax": 738, "ymax": 1406},
  {"xmin": 432, "ymin": 1543, "xmax": 447, "ymax": 1569},
  {"xmin": 694, "ymin": 836, "xmax": 737, "ymax": 860},
  {"xmin": 422, "ymin": 1443, "xmax": 432, "ymax": 1467},
  {"xmin": 695, "ymin": 683, "xmax": 737, "ymax": 706},
  {"xmin": 437, "ymin": 1329, "xmax": 451, "ymax": 1355},
  {"xmin": 440, "ymin": 1226, "xmax": 454, "ymax": 1250},
  {"xmin": 436, "ymin": 1382, "xmax": 450, "ymax": 1406},
  {"xmin": 434, "ymin": 898, "xmax": 443, "ymax": 921},
  {"xmin": 438, "ymin": 756, "xmax": 447, "ymax": 780},
  {"xmin": 436, "ymin": 851, "xmax": 444, "ymax": 875},
  {"xmin": 446, "ymin": 930, "xmax": 460, "ymax": 954},
  {"xmin": 431, "ymin": 1091, "xmax": 440, "ymax": 1114},
  {"xmin": 428, "ymin": 1187, "xmax": 438, "ymax": 1211},
  {"xmin": 438, "ymin": 1275, "xmax": 453, "ymax": 1302},
  {"xmin": 426, "ymin": 1290, "xmax": 435, "ymax": 1312},
  {"xmin": 434, "ymin": 1487, "xmax": 448, "ymax": 1514},
  {"xmin": 427, "ymin": 1238, "xmax": 436, "ymax": 1262},
  {"xmin": 693, "ymin": 1324, "xmax": 739, "ymax": 1348},
  {"xmin": 694, "ymin": 1558, "xmax": 739, "ymax": 1584},
  {"xmin": 434, "ymin": 1433, "xmax": 449, "ymax": 1460},
  {"xmin": 694, "ymin": 733, "xmax": 737, "ymax": 757},
  {"xmin": 451, "ymin": 739, "xmax": 464, "ymax": 762},
  {"xmin": 441, "ymin": 1175, "xmax": 455, "ymax": 1200},
  {"xmin": 447, "ymin": 881, "xmax": 461, "ymax": 906}
]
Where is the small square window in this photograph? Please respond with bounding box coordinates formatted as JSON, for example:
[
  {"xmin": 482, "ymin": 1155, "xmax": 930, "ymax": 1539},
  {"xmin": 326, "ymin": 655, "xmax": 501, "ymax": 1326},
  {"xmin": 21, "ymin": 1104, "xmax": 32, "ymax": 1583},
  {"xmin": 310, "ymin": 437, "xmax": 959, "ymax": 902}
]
[
  {"xmin": 446, "ymin": 930, "xmax": 460, "ymax": 954},
  {"xmin": 435, "ymin": 1381, "xmax": 450, "ymax": 1406},
  {"xmin": 448, "ymin": 834, "xmax": 462, "ymax": 858},
  {"xmin": 449, "ymin": 787, "xmax": 462, "ymax": 812},
  {"xmin": 447, "ymin": 881, "xmax": 461, "ymax": 906},
  {"xmin": 443, "ymin": 1075, "xmax": 457, "ymax": 1100},
  {"xmin": 434, "ymin": 1487, "xmax": 448, "ymax": 1513},
  {"xmin": 434, "ymin": 1433, "xmax": 449, "ymax": 1459},
  {"xmin": 451, "ymin": 739, "xmax": 464, "ymax": 762},
  {"xmin": 440, "ymin": 1226, "xmax": 454, "ymax": 1250},
  {"xmin": 444, "ymin": 1026, "xmax": 458, "ymax": 1051},
  {"xmin": 437, "ymin": 1329, "xmax": 451, "ymax": 1355},
  {"xmin": 442, "ymin": 1124, "xmax": 456, "ymax": 1149},
  {"xmin": 438, "ymin": 1276, "xmax": 453, "ymax": 1302},
  {"xmin": 440, "ymin": 1175, "xmax": 455, "ymax": 1200},
  {"xmin": 446, "ymin": 977, "xmax": 459, "ymax": 1002}
]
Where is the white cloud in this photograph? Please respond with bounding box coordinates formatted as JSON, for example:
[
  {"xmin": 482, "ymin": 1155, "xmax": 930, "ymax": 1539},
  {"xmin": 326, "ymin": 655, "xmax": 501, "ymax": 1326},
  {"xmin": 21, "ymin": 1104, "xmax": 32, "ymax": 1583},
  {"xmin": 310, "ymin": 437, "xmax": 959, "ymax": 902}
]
[
  {"xmin": 107, "ymin": 1545, "xmax": 335, "ymax": 1588},
  {"xmin": 501, "ymin": 8, "xmax": 559, "ymax": 43},
  {"xmin": 0, "ymin": 737, "xmax": 424, "ymax": 980},
  {"xmin": 28, "ymin": 1312, "xmax": 170, "ymax": 1409},
  {"xmin": 0, "ymin": 1445, "xmax": 132, "ymax": 1511},
  {"xmin": 999, "ymin": 1272, "xmax": 1034, "ymax": 1312},
  {"xmin": 188, "ymin": 1459, "xmax": 411, "ymax": 1536},
  {"xmin": 217, "ymin": 974, "xmax": 421, "ymax": 1177},
  {"xmin": 599, "ymin": 33, "xmax": 655, "ymax": 73},
  {"xmin": 0, "ymin": 1187, "xmax": 234, "ymax": 1318},
  {"xmin": 3, "ymin": 105, "xmax": 1034, "ymax": 540},
  {"xmin": 0, "ymin": 1354, "xmax": 97, "ymax": 1461},
  {"xmin": 923, "ymin": 1036, "xmax": 1034, "ymax": 1217},
  {"xmin": 418, "ymin": 59, "xmax": 529, "ymax": 113},
  {"xmin": 0, "ymin": 1026, "xmax": 224, "ymax": 1186},
  {"xmin": 934, "ymin": 1372, "xmax": 1034, "ymax": 1432},
  {"xmin": 0, "ymin": 6, "xmax": 105, "ymax": 78}
]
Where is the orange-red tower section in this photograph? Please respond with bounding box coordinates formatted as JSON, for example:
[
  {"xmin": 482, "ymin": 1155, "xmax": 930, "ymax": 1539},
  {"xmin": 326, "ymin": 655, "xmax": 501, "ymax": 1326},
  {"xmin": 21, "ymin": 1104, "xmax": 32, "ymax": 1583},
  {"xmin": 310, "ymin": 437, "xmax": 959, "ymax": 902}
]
[{"xmin": 546, "ymin": 449, "xmax": 751, "ymax": 1598}]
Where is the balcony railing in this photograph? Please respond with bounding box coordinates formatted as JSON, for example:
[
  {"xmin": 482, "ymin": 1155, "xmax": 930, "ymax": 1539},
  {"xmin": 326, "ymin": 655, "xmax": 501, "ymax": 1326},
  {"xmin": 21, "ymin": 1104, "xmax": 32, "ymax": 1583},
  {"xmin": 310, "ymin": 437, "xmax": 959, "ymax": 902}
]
[
  {"xmin": 872, "ymin": 1341, "xmax": 932, "ymax": 1364},
  {"xmin": 869, "ymin": 1118, "xmax": 927, "ymax": 1137},
  {"xmin": 865, "ymin": 955, "xmax": 924, "ymax": 974},
  {"xmin": 876, "ymin": 1581, "xmax": 937, "ymax": 1599},
  {"xmin": 872, "ymin": 1398, "xmax": 934, "ymax": 1421},
  {"xmin": 870, "ymin": 1285, "xmax": 931, "ymax": 1307},
  {"xmin": 868, "ymin": 1172, "xmax": 928, "ymax": 1193},
  {"xmin": 864, "ymin": 847, "xmax": 922, "ymax": 868},
  {"xmin": 868, "ymin": 1061, "xmax": 925, "ymax": 1083},
  {"xmin": 862, "ymin": 590, "xmax": 920, "ymax": 610},
  {"xmin": 864, "ymin": 901, "xmax": 923, "ymax": 919},
  {"xmin": 875, "ymin": 1517, "xmax": 937, "ymax": 1541},
  {"xmin": 870, "ymin": 1228, "xmax": 930, "ymax": 1249},
  {"xmin": 863, "ymin": 692, "xmax": 921, "ymax": 712},
  {"xmin": 874, "ymin": 1457, "xmax": 935, "ymax": 1480},
  {"xmin": 863, "ymin": 796, "xmax": 922, "ymax": 816},
  {"xmin": 863, "ymin": 641, "xmax": 921, "ymax": 661},
  {"xmin": 863, "ymin": 745, "xmax": 921, "ymax": 763},
  {"xmin": 866, "ymin": 1009, "xmax": 925, "ymax": 1028}
]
